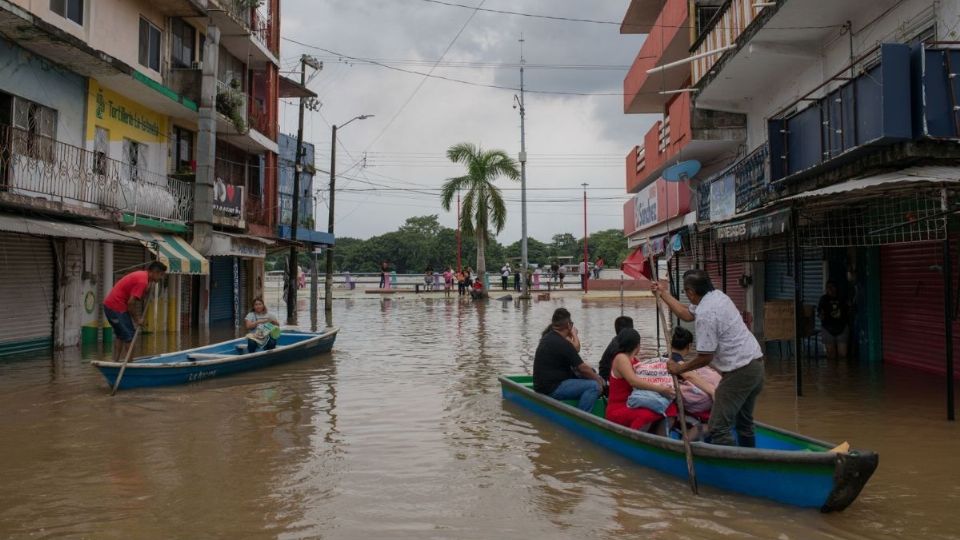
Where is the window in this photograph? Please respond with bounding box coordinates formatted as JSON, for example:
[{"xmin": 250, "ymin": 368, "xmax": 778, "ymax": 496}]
[
  {"xmin": 138, "ymin": 17, "xmax": 162, "ymax": 72},
  {"xmin": 12, "ymin": 96, "xmax": 57, "ymax": 162},
  {"xmin": 123, "ymin": 139, "xmax": 147, "ymax": 182},
  {"xmin": 172, "ymin": 126, "xmax": 195, "ymax": 173},
  {"xmin": 50, "ymin": 0, "xmax": 83, "ymax": 25},
  {"xmin": 695, "ymin": 1, "xmax": 724, "ymax": 37},
  {"xmin": 171, "ymin": 18, "xmax": 196, "ymax": 69},
  {"xmin": 94, "ymin": 127, "xmax": 109, "ymax": 175}
]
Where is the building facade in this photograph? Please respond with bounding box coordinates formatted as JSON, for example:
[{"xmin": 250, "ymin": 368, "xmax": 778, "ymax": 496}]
[
  {"xmin": 0, "ymin": 0, "xmax": 286, "ymax": 354},
  {"xmin": 621, "ymin": 0, "xmax": 960, "ymax": 416}
]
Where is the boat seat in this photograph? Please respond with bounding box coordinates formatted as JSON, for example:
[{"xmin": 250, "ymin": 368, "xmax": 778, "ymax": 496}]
[
  {"xmin": 186, "ymin": 353, "xmax": 231, "ymax": 361},
  {"xmin": 235, "ymin": 344, "xmax": 248, "ymax": 353}
]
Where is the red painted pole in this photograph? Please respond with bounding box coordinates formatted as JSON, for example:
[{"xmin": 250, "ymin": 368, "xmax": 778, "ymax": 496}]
[
  {"xmin": 582, "ymin": 182, "xmax": 589, "ymax": 293},
  {"xmin": 456, "ymin": 191, "xmax": 462, "ymax": 272}
]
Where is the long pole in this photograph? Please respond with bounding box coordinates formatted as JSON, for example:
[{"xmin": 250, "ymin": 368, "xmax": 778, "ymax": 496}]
[
  {"xmin": 110, "ymin": 285, "xmax": 151, "ymax": 396},
  {"xmin": 518, "ymin": 35, "xmax": 530, "ymax": 300},
  {"xmin": 287, "ymin": 57, "xmax": 307, "ymax": 325},
  {"xmin": 582, "ymin": 182, "xmax": 589, "ymax": 293},
  {"xmin": 324, "ymin": 124, "xmax": 337, "ymax": 323}
]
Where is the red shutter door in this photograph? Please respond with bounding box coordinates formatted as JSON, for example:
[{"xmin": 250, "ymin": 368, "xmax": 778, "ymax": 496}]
[
  {"xmin": 704, "ymin": 260, "xmax": 747, "ymax": 312},
  {"xmin": 881, "ymin": 242, "xmax": 960, "ymax": 376}
]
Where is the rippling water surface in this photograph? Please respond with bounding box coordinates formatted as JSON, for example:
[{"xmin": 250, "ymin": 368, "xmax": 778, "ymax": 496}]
[{"xmin": 1, "ymin": 296, "xmax": 959, "ymax": 539}]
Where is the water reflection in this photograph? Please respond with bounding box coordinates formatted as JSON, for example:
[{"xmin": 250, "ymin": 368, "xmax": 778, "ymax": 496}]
[{"xmin": 0, "ymin": 297, "xmax": 958, "ymax": 538}]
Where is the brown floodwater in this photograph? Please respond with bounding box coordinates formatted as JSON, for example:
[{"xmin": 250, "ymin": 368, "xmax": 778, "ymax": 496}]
[{"xmin": 1, "ymin": 295, "xmax": 959, "ymax": 539}]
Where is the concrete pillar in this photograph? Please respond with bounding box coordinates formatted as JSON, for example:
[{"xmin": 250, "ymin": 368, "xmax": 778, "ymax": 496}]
[
  {"xmin": 192, "ymin": 25, "xmax": 219, "ymax": 257},
  {"xmin": 166, "ymin": 274, "xmax": 178, "ymax": 333},
  {"xmin": 56, "ymin": 239, "xmax": 85, "ymax": 348}
]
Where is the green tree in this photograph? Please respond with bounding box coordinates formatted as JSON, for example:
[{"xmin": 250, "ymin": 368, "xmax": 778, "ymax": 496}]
[
  {"xmin": 579, "ymin": 228, "xmax": 630, "ymax": 267},
  {"xmin": 440, "ymin": 143, "xmax": 520, "ymax": 293}
]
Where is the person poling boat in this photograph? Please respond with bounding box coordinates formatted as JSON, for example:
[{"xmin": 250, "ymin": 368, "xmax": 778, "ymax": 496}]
[
  {"xmin": 244, "ymin": 296, "xmax": 281, "ymax": 353},
  {"xmin": 102, "ymin": 261, "xmax": 167, "ymax": 362},
  {"xmin": 651, "ymin": 269, "xmax": 764, "ymax": 447}
]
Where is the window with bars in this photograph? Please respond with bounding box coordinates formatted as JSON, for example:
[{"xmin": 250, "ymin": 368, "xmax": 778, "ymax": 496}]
[
  {"xmin": 123, "ymin": 138, "xmax": 147, "ymax": 182},
  {"xmin": 12, "ymin": 97, "xmax": 57, "ymax": 162},
  {"xmin": 94, "ymin": 127, "xmax": 109, "ymax": 175},
  {"xmin": 171, "ymin": 18, "xmax": 196, "ymax": 69},
  {"xmin": 50, "ymin": 0, "xmax": 83, "ymax": 25},
  {"xmin": 138, "ymin": 17, "xmax": 162, "ymax": 72}
]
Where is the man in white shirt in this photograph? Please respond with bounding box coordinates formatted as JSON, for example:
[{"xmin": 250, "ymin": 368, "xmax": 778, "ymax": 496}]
[
  {"xmin": 652, "ymin": 269, "xmax": 764, "ymax": 447},
  {"xmin": 501, "ymin": 264, "xmax": 510, "ymax": 291},
  {"xmin": 578, "ymin": 260, "xmax": 588, "ymax": 289}
]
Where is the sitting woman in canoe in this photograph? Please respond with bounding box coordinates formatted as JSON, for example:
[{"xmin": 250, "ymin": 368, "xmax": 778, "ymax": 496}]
[
  {"xmin": 245, "ymin": 297, "xmax": 280, "ymax": 353},
  {"xmin": 605, "ymin": 328, "xmax": 677, "ymax": 432}
]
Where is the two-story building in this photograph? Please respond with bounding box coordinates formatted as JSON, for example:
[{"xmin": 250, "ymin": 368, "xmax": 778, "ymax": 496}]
[
  {"xmin": 0, "ymin": 0, "xmax": 286, "ymax": 354},
  {"xmin": 621, "ymin": 0, "xmax": 960, "ymax": 416}
]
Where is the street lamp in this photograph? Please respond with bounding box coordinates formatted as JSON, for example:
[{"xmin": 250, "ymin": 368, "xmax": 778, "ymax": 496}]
[{"xmin": 324, "ymin": 114, "xmax": 373, "ymax": 324}]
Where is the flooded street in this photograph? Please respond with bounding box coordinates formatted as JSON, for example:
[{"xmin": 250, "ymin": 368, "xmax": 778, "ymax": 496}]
[{"xmin": 1, "ymin": 296, "xmax": 959, "ymax": 539}]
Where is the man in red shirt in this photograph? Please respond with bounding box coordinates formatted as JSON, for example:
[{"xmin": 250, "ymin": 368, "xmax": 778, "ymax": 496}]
[{"xmin": 103, "ymin": 261, "xmax": 167, "ymax": 360}]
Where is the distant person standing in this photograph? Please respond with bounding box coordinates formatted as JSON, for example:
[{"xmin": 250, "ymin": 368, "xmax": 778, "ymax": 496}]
[
  {"xmin": 443, "ymin": 267, "xmax": 454, "ymax": 298},
  {"xmin": 550, "ymin": 261, "xmax": 560, "ymax": 283},
  {"xmin": 533, "ymin": 266, "xmax": 542, "ymax": 290},
  {"xmin": 456, "ymin": 268, "xmax": 466, "ymax": 296},
  {"xmin": 501, "ymin": 263, "xmax": 510, "ymax": 291},
  {"xmin": 379, "ymin": 261, "xmax": 389, "ymax": 289},
  {"xmin": 103, "ymin": 262, "xmax": 167, "ymax": 361},
  {"xmin": 818, "ymin": 281, "xmax": 849, "ymax": 360},
  {"xmin": 594, "ymin": 257, "xmax": 604, "ymax": 279},
  {"xmin": 579, "ymin": 259, "xmax": 588, "ymax": 289},
  {"xmin": 514, "ymin": 267, "xmax": 521, "ymax": 292}
]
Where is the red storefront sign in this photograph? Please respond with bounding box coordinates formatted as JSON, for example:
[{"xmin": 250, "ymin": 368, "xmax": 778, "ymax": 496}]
[{"xmin": 624, "ymin": 178, "xmax": 691, "ymax": 235}]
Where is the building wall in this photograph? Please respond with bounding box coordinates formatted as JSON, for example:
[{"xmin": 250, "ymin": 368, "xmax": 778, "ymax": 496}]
[
  {"xmin": 85, "ymin": 78, "xmax": 168, "ymax": 176},
  {"xmin": 9, "ymin": 0, "xmax": 86, "ymax": 42},
  {"xmin": 0, "ymin": 37, "xmax": 87, "ymax": 146}
]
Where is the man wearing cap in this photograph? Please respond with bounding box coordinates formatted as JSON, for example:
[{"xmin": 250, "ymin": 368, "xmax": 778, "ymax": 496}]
[{"xmin": 652, "ymin": 269, "xmax": 764, "ymax": 447}]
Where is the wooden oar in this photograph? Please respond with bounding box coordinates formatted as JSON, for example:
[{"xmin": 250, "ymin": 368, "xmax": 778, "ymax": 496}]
[
  {"xmin": 110, "ymin": 285, "xmax": 151, "ymax": 396},
  {"xmin": 649, "ymin": 255, "xmax": 698, "ymax": 495}
]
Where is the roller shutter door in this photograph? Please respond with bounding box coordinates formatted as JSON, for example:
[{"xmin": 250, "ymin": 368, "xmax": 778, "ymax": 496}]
[
  {"xmin": 881, "ymin": 242, "xmax": 960, "ymax": 376},
  {"xmin": 209, "ymin": 257, "xmax": 234, "ymax": 322},
  {"xmin": 114, "ymin": 243, "xmax": 148, "ymax": 277},
  {"xmin": 238, "ymin": 260, "xmax": 249, "ymax": 318},
  {"xmin": 0, "ymin": 233, "xmax": 54, "ymax": 354},
  {"xmin": 179, "ymin": 275, "xmax": 192, "ymax": 328}
]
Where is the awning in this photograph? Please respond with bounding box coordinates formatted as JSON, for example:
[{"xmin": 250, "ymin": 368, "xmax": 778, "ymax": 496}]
[
  {"xmin": 279, "ymin": 76, "xmax": 318, "ymax": 99},
  {"xmin": 784, "ymin": 165, "xmax": 960, "ymax": 204},
  {"xmin": 0, "ymin": 215, "xmax": 138, "ymax": 243},
  {"xmin": 208, "ymin": 231, "xmax": 274, "ymax": 259},
  {"xmin": 129, "ymin": 232, "xmax": 209, "ymax": 275},
  {"xmin": 713, "ymin": 208, "xmax": 792, "ymax": 244}
]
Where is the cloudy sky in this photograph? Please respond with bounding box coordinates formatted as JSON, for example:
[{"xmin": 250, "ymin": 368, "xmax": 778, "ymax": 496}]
[{"xmin": 278, "ymin": 0, "xmax": 653, "ymax": 243}]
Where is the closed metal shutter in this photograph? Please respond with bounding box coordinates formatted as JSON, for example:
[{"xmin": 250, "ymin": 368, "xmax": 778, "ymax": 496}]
[
  {"xmin": 179, "ymin": 274, "xmax": 192, "ymax": 328},
  {"xmin": 881, "ymin": 242, "xmax": 960, "ymax": 376},
  {"xmin": 0, "ymin": 232, "xmax": 54, "ymax": 354},
  {"xmin": 238, "ymin": 259, "xmax": 249, "ymax": 317},
  {"xmin": 209, "ymin": 256, "xmax": 234, "ymax": 322},
  {"xmin": 765, "ymin": 248, "xmax": 823, "ymax": 305},
  {"xmin": 114, "ymin": 243, "xmax": 148, "ymax": 277}
]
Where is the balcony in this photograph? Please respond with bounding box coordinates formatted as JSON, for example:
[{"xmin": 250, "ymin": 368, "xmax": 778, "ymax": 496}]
[
  {"xmin": 694, "ymin": 0, "xmax": 883, "ymax": 108},
  {"xmin": 627, "ymin": 91, "xmax": 746, "ymax": 192},
  {"xmin": 216, "ymin": 79, "xmax": 278, "ymax": 154},
  {"xmin": 153, "ymin": 0, "xmax": 208, "ymax": 17},
  {"xmin": 620, "ymin": 0, "xmax": 667, "ymax": 34},
  {"xmin": 277, "ymin": 192, "xmax": 333, "ymax": 245},
  {"xmin": 206, "ymin": 0, "xmax": 278, "ymax": 68},
  {"xmin": 623, "ymin": 0, "xmax": 690, "ymax": 114},
  {"xmin": 0, "ymin": 125, "xmax": 191, "ymax": 224},
  {"xmin": 768, "ymin": 43, "xmax": 960, "ymax": 184}
]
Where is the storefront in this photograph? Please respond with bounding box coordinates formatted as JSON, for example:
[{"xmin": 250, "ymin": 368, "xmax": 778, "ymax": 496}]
[{"xmin": 207, "ymin": 232, "xmax": 271, "ymax": 326}]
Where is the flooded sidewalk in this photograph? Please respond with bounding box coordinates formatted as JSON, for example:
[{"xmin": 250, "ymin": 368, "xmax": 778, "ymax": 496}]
[{"xmin": 0, "ymin": 297, "xmax": 958, "ymax": 539}]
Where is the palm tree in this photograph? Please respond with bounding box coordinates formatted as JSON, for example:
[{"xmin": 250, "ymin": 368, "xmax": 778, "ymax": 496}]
[{"xmin": 440, "ymin": 143, "xmax": 520, "ymax": 296}]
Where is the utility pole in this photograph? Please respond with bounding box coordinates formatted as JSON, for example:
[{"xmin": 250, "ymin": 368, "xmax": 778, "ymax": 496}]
[
  {"xmin": 456, "ymin": 190, "xmax": 462, "ymax": 271},
  {"xmin": 582, "ymin": 182, "xmax": 589, "ymax": 293},
  {"xmin": 286, "ymin": 55, "xmax": 319, "ymax": 325},
  {"xmin": 516, "ymin": 35, "xmax": 530, "ymax": 300},
  {"xmin": 324, "ymin": 114, "xmax": 373, "ymax": 323}
]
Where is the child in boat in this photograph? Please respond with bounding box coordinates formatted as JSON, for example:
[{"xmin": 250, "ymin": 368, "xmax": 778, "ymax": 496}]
[
  {"xmin": 670, "ymin": 326, "xmax": 721, "ymax": 440},
  {"xmin": 245, "ymin": 297, "xmax": 280, "ymax": 353}
]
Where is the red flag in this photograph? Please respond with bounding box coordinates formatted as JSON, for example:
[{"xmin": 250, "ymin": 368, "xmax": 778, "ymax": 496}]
[{"xmin": 621, "ymin": 247, "xmax": 652, "ymax": 280}]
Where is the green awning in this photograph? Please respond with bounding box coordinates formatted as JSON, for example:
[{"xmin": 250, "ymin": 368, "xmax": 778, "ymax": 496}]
[{"xmin": 131, "ymin": 232, "xmax": 209, "ymax": 275}]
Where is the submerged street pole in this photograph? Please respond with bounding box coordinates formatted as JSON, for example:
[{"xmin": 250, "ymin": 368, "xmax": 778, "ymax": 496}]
[
  {"xmin": 516, "ymin": 35, "xmax": 530, "ymax": 300},
  {"xmin": 324, "ymin": 114, "xmax": 373, "ymax": 323},
  {"xmin": 582, "ymin": 182, "xmax": 589, "ymax": 293}
]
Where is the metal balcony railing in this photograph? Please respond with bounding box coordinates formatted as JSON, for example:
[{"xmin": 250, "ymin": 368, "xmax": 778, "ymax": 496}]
[
  {"xmin": 0, "ymin": 124, "xmax": 192, "ymax": 223},
  {"xmin": 223, "ymin": 0, "xmax": 274, "ymax": 51},
  {"xmin": 691, "ymin": 0, "xmax": 767, "ymax": 85},
  {"xmin": 658, "ymin": 115, "xmax": 671, "ymax": 153}
]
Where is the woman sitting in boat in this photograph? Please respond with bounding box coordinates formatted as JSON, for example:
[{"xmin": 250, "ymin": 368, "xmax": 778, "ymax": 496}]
[
  {"xmin": 606, "ymin": 328, "xmax": 677, "ymax": 432},
  {"xmin": 245, "ymin": 297, "xmax": 280, "ymax": 353}
]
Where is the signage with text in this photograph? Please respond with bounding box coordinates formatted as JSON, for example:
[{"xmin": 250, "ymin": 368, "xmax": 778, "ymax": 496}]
[
  {"xmin": 213, "ymin": 179, "xmax": 244, "ymax": 217},
  {"xmin": 628, "ymin": 179, "xmax": 691, "ymax": 234}
]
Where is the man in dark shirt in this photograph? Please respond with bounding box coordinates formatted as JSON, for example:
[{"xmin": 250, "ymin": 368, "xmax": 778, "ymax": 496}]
[
  {"xmin": 598, "ymin": 316, "xmax": 634, "ymax": 381},
  {"xmin": 817, "ymin": 281, "xmax": 849, "ymax": 360},
  {"xmin": 533, "ymin": 308, "xmax": 605, "ymax": 412}
]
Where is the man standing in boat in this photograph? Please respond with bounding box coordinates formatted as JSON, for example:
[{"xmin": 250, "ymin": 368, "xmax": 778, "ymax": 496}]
[
  {"xmin": 103, "ymin": 261, "xmax": 168, "ymax": 362},
  {"xmin": 533, "ymin": 308, "xmax": 606, "ymax": 412},
  {"xmin": 651, "ymin": 269, "xmax": 764, "ymax": 447}
]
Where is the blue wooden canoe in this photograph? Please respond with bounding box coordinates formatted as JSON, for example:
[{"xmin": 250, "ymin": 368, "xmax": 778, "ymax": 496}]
[
  {"xmin": 499, "ymin": 375, "xmax": 878, "ymax": 512},
  {"xmin": 92, "ymin": 328, "xmax": 338, "ymax": 391}
]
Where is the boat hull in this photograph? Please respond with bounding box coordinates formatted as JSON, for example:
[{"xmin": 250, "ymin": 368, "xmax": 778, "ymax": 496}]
[
  {"xmin": 92, "ymin": 329, "xmax": 338, "ymax": 390},
  {"xmin": 500, "ymin": 375, "xmax": 877, "ymax": 512}
]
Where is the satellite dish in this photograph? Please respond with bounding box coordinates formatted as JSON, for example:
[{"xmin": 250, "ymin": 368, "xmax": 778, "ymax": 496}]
[{"xmin": 663, "ymin": 160, "xmax": 701, "ymax": 182}]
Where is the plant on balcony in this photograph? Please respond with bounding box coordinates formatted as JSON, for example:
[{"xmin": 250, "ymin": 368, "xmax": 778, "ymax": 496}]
[
  {"xmin": 216, "ymin": 79, "xmax": 248, "ymax": 134},
  {"xmin": 236, "ymin": 0, "xmax": 263, "ymax": 9}
]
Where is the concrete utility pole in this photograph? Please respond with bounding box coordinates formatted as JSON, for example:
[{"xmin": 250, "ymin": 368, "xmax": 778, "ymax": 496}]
[
  {"xmin": 324, "ymin": 114, "xmax": 373, "ymax": 323},
  {"xmin": 582, "ymin": 182, "xmax": 589, "ymax": 293},
  {"xmin": 287, "ymin": 55, "xmax": 321, "ymax": 326},
  {"xmin": 516, "ymin": 35, "xmax": 530, "ymax": 300},
  {"xmin": 193, "ymin": 26, "xmax": 219, "ymax": 257}
]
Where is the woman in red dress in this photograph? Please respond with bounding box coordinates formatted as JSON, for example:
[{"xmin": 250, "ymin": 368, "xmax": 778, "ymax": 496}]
[{"xmin": 605, "ymin": 328, "xmax": 678, "ymax": 431}]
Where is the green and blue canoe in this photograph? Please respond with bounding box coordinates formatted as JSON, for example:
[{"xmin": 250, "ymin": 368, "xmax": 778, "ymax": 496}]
[{"xmin": 499, "ymin": 375, "xmax": 878, "ymax": 512}]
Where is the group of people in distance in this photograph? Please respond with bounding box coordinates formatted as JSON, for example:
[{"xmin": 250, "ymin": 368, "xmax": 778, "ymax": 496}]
[{"xmin": 533, "ymin": 269, "xmax": 764, "ymax": 447}]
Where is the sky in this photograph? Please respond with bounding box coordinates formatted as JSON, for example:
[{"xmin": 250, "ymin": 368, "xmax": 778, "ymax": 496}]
[{"xmin": 278, "ymin": 0, "xmax": 653, "ymax": 244}]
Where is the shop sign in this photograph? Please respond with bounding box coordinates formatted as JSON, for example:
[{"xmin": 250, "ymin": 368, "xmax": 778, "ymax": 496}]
[
  {"xmin": 709, "ymin": 174, "xmax": 736, "ymax": 222},
  {"xmin": 633, "ymin": 183, "xmax": 659, "ymax": 230},
  {"xmin": 210, "ymin": 234, "xmax": 267, "ymax": 259},
  {"xmin": 213, "ymin": 179, "xmax": 244, "ymax": 217},
  {"xmin": 631, "ymin": 179, "xmax": 691, "ymax": 232},
  {"xmin": 86, "ymin": 79, "xmax": 166, "ymax": 143},
  {"xmin": 714, "ymin": 208, "xmax": 791, "ymax": 243}
]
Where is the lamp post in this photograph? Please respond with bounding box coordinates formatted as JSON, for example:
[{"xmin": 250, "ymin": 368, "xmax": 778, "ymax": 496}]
[
  {"xmin": 515, "ymin": 35, "xmax": 530, "ymax": 300},
  {"xmin": 324, "ymin": 114, "xmax": 373, "ymax": 324},
  {"xmin": 582, "ymin": 182, "xmax": 589, "ymax": 293}
]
